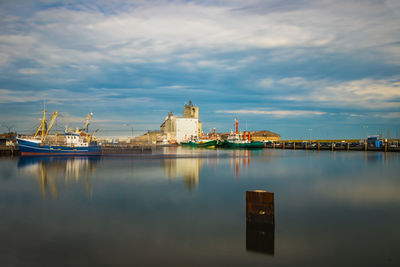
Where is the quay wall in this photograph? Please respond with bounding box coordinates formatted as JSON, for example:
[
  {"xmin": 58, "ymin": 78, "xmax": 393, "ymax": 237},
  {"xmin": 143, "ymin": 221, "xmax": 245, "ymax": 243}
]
[{"xmin": 264, "ymin": 140, "xmax": 400, "ymax": 152}]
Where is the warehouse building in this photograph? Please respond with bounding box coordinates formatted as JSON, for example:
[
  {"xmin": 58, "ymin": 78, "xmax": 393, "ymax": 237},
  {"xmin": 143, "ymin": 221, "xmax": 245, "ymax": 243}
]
[{"xmin": 160, "ymin": 100, "xmax": 202, "ymax": 143}]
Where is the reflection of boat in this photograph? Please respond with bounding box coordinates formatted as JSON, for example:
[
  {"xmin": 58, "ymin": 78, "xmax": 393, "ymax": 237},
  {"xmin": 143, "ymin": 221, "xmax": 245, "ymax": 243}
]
[
  {"xmin": 181, "ymin": 139, "xmax": 217, "ymax": 148},
  {"xmin": 17, "ymin": 108, "xmax": 101, "ymax": 156},
  {"xmin": 18, "ymin": 156, "xmax": 100, "ymax": 199}
]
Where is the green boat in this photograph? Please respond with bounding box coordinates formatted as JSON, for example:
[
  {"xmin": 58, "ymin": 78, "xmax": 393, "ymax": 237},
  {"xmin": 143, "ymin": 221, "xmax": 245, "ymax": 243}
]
[
  {"xmin": 223, "ymin": 140, "xmax": 264, "ymax": 148},
  {"xmin": 222, "ymin": 130, "xmax": 264, "ymax": 148},
  {"xmin": 181, "ymin": 139, "xmax": 217, "ymax": 148}
]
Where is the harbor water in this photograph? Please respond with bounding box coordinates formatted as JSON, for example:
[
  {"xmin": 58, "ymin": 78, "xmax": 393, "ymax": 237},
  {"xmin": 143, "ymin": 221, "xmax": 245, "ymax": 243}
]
[{"xmin": 1, "ymin": 148, "xmax": 399, "ymax": 266}]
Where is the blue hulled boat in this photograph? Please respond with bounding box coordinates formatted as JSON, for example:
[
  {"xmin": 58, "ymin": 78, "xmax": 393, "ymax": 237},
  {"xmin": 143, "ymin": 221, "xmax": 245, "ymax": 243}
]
[
  {"xmin": 17, "ymin": 109, "xmax": 101, "ymax": 156},
  {"xmin": 17, "ymin": 137, "xmax": 101, "ymax": 156}
]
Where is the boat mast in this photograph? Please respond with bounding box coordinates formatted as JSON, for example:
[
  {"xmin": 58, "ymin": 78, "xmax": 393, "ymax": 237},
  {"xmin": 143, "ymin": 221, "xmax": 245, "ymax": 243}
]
[
  {"xmin": 43, "ymin": 111, "xmax": 58, "ymax": 142},
  {"xmin": 34, "ymin": 108, "xmax": 47, "ymax": 141},
  {"xmin": 235, "ymin": 117, "xmax": 239, "ymax": 134}
]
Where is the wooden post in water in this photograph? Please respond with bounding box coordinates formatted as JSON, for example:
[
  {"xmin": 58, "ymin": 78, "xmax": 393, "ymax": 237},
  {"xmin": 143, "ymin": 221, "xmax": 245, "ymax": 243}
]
[
  {"xmin": 318, "ymin": 142, "xmax": 320, "ymax": 151},
  {"xmin": 347, "ymin": 142, "xmax": 350, "ymax": 151},
  {"xmin": 246, "ymin": 190, "xmax": 275, "ymax": 255},
  {"xmin": 332, "ymin": 142, "xmax": 334, "ymax": 151},
  {"xmin": 273, "ymin": 143, "xmax": 275, "ymax": 149},
  {"xmin": 293, "ymin": 142, "xmax": 296, "ymax": 150},
  {"xmin": 365, "ymin": 142, "xmax": 367, "ymax": 151},
  {"xmin": 246, "ymin": 190, "xmax": 274, "ymax": 224},
  {"xmin": 283, "ymin": 142, "xmax": 285, "ymax": 149}
]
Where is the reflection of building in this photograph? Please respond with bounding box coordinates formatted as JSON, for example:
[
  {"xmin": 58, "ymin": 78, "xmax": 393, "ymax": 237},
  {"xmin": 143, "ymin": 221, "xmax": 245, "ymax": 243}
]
[
  {"xmin": 160, "ymin": 100, "xmax": 202, "ymax": 143},
  {"xmin": 163, "ymin": 158, "xmax": 202, "ymax": 191},
  {"xmin": 18, "ymin": 157, "xmax": 99, "ymax": 199}
]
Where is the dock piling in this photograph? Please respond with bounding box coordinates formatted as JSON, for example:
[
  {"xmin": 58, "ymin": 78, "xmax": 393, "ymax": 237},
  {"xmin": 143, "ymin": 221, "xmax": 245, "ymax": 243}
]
[{"xmin": 246, "ymin": 190, "xmax": 275, "ymax": 255}]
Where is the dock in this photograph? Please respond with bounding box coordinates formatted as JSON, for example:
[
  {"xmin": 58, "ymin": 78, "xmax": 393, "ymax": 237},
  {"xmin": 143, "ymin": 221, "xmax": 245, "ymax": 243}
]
[
  {"xmin": 264, "ymin": 139, "xmax": 400, "ymax": 152},
  {"xmin": 0, "ymin": 146, "xmax": 20, "ymax": 156},
  {"xmin": 101, "ymin": 145, "xmax": 152, "ymax": 155},
  {"xmin": 1, "ymin": 139, "xmax": 399, "ymax": 157}
]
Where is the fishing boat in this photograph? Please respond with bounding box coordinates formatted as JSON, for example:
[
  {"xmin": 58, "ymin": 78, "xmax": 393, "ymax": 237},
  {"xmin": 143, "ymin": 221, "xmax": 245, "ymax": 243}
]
[
  {"xmin": 17, "ymin": 108, "xmax": 101, "ymax": 156},
  {"xmin": 181, "ymin": 139, "xmax": 217, "ymax": 148},
  {"xmin": 222, "ymin": 117, "xmax": 264, "ymax": 148}
]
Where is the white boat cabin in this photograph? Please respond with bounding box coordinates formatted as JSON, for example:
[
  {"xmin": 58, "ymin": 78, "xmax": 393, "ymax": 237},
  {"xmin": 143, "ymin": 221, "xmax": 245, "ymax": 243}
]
[{"xmin": 65, "ymin": 133, "xmax": 88, "ymax": 147}]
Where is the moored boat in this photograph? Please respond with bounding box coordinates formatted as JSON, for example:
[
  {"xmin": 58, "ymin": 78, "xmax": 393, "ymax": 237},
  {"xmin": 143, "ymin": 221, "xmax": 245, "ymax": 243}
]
[
  {"xmin": 223, "ymin": 140, "xmax": 264, "ymax": 148},
  {"xmin": 17, "ymin": 108, "xmax": 101, "ymax": 156},
  {"xmin": 181, "ymin": 139, "xmax": 217, "ymax": 148},
  {"xmin": 17, "ymin": 137, "xmax": 101, "ymax": 156},
  {"xmin": 221, "ymin": 117, "xmax": 264, "ymax": 148}
]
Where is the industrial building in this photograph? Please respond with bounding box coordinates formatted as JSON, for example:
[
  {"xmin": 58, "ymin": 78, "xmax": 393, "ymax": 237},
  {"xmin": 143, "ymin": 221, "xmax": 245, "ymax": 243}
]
[{"xmin": 160, "ymin": 100, "xmax": 202, "ymax": 143}]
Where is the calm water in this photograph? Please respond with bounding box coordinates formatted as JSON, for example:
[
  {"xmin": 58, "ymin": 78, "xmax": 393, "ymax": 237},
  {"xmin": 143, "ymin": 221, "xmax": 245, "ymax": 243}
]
[{"xmin": 1, "ymin": 148, "xmax": 399, "ymax": 266}]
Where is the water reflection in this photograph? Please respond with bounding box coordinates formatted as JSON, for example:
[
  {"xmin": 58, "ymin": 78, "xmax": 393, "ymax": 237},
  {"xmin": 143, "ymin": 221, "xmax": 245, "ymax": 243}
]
[
  {"xmin": 1, "ymin": 150, "xmax": 398, "ymax": 266},
  {"xmin": 163, "ymin": 158, "xmax": 202, "ymax": 191},
  {"xmin": 18, "ymin": 156, "xmax": 100, "ymax": 199},
  {"xmin": 230, "ymin": 150, "xmax": 252, "ymax": 178},
  {"xmin": 246, "ymin": 222, "xmax": 275, "ymax": 255}
]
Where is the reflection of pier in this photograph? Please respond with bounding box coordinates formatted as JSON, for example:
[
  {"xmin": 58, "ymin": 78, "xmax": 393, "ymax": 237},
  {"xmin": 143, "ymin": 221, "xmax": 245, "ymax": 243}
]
[
  {"xmin": 163, "ymin": 158, "xmax": 202, "ymax": 191},
  {"xmin": 18, "ymin": 156, "xmax": 100, "ymax": 199},
  {"xmin": 246, "ymin": 190, "xmax": 275, "ymax": 255}
]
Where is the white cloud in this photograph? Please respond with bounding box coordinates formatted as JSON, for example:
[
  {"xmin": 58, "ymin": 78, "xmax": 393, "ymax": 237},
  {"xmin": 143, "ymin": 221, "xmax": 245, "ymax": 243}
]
[
  {"xmin": 259, "ymin": 78, "xmax": 275, "ymax": 88},
  {"xmin": 311, "ymin": 78, "xmax": 400, "ymax": 109},
  {"xmin": 1, "ymin": 0, "xmax": 398, "ymax": 69},
  {"xmin": 277, "ymin": 77, "xmax": 309, "ymax": 87},
  {"xmin": 216, "ymin": 109, "xmax": 326, "ymax": 117},
  {"xmin": 373, "ymin": 112, "xmax": 400, "ymax": 119},
  {"xmin": 0, "ymin": 88, "xmax": 153, "ymax": 105},
  {"xmin": 18, "ymin": 68, "xmax": 42, "ymax": 75},
  {"xmin": 258, "ymin": 76, "xmax": 400, "ymax": 110}
]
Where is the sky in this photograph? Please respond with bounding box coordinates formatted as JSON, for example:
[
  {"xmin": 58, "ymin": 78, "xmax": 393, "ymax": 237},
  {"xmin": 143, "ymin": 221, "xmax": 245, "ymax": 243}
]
[{"xmin": 0, "ymin": 0, "xmax": 399, "ymax": 139}]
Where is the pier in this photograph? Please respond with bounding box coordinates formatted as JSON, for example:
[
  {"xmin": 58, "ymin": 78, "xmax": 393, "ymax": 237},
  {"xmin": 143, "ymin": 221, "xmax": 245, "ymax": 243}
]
[
  {"xmin": 101, "ymin": 144, "xmax": 152, "ymax": 155},
  {"xmin": 1, "ymin": 139, "xmax": 400, "ymax": 156},
  {"xmin": 264, "ymin": 139, "xmax": 400, "ymax": 152},
  {"xmin": 0, "ymin": 146, "xmax": 20, "ymax": 156}
]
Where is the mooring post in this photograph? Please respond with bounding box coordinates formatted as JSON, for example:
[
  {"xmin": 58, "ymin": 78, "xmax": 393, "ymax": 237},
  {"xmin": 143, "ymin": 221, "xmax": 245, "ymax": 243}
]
[
  {"xmin": 283, "ymin": 142, "xmax": 285, "ymax": 149},
  {"xmin": 347, "ymin": 142, "xmax": 350, "ymax": 151},
  {"xmin": 246, "ymin": 190, "xmax": 275, "ymax": 255},
  {"xmin": 332, "ymin": 142, "xmax": 334, "ymax": 151},
  {"xmin": 273, "ymin": 143, "xmax": 275, "ymax": 149},
  {"xmin": 293, "ymin": 142, "xmax": 296, "ymax": 150},
  {"xmin": 365, "ymin": 142, "xmax": 367, "ymax": 151},
  {"xmin": 318, "ymin": 142, "xmax": 320, "ymax": 151}
]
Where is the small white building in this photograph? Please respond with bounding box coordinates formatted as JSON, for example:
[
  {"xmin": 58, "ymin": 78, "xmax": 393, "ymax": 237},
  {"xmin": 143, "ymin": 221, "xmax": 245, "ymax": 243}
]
[
  {"xmin": 175, "ymin": 118, "xmax": 199, "ymax": 143},
  {"xmin": 160, "ymin": 101, "xmax": 202, "ymax": 143}
]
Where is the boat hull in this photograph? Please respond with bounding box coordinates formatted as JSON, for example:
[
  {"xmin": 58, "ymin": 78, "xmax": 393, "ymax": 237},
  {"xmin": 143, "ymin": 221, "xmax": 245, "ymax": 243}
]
[
  {"xmin": 223, "ymin": 141, "xmax": 264, "ymax": 148},
  {"xmin": 181, "ymin": 140, "xmax": 217, "ymax": 147},
  {"xmin": 17, "ymin": 138, "xmax": 101, "ymax": 156}
]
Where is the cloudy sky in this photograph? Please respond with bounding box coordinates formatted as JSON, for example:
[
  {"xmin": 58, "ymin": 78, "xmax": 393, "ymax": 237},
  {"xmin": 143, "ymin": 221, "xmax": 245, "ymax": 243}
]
[{"xmin": 1, "ymin": 0, "xmax": 399, "ymax": 139}]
